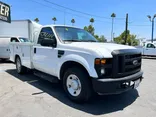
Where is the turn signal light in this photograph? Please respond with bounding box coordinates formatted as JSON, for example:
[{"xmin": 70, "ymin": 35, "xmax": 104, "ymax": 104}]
[
  {"xmin": 95, "ymin": 59, "xmax": 101, "ymax": 65},
  {"xmin": 95, "ymin": 59, "xmax": 106, "ymax": 65},
  {"xmin": 101, "ymin": 59, "xmax": 106, "ymax": 64}
]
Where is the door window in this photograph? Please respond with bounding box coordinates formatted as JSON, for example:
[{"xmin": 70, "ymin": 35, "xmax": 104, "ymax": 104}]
[
  {"xmin": 38, "ymin": 27, "xmax": 56, "ymax": 44},
  {"xmin": 11, "ymin": 38, "xmax": 19, "ymax": 42},
  {"xmin": 146, "ymin": 43, "xmax": 155, "ymax": 48}
]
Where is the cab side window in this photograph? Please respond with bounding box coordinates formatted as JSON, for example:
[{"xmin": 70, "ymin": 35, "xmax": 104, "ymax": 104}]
[
  {"xmin": 11, "ymin": 38, "xmax": 19, "ymax": 42},
  {"xmin": 38, "ymin": 27, "xmax": 56, "ymax": 44},
  {"xmin": 146, "ymin": 43, "xmax": 155, "ymax": 48}
]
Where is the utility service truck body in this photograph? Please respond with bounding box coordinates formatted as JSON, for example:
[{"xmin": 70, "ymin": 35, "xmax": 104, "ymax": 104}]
[{"xmin": 10, "ymin": 25, "xmax": 143, "ymax": 102}]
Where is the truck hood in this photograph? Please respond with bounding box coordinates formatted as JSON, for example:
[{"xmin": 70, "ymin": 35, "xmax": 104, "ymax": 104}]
[{"xmin": 65, "ymin": 42, "xmax": 136, "ymax": 58}]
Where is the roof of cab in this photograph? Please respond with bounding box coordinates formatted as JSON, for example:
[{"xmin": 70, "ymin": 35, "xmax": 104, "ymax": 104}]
[{"xmin": 42, "ymin": 25, "xmax": 81, "ymax": 29}]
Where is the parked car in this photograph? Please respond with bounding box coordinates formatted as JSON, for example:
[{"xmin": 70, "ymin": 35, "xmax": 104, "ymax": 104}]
[
  {"xmin": 10, "ymin": 25, "xmax": 143, "ymax": 102},
  {"xmin": 137, "ymin": 42, "xmax": 156, "ymax": 57},
  {"xmin": 0, "ymin": 36, "xmax": 30, "ymax": 61}
]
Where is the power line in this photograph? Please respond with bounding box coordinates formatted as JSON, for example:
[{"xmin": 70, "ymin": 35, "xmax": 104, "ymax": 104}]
[
  {"xmin": 27, "ymin": 0, "xmax": 64, "ymax": 12},
  {"xmin": 129, "ymin": 24, "xmax": 151, "ymax": 27},
  {"xmin": 27, "ymin": 0, "xmax": 152, "ymax": 27},
  {"xmin": 43, "ymin": 0, "xmax": 125, "ymax": 20},
  {"xmin": 27, "ymin": 0, "xmax": 123, "ymax": 23},
  {"xmin": 27, "ymin": 0, "xmax": 91, "ymax": 19},
  {"xmin": 27, "ymin": 0, "xmax": 94, "ymax": 20}
]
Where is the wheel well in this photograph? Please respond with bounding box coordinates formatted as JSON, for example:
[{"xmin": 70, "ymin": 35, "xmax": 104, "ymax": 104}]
[
  {"xmin": 60, "ymin": 61, "xmax": 89, "ymax": 80},
  {"xmin": 15, "ymin": 55, "xmax": 20, "ymax": 63}
]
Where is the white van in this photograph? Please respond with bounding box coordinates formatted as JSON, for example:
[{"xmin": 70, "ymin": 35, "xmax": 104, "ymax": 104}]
[{"xmin": 0, "ymin": 36, "xmax": 30, "ymax": 61}]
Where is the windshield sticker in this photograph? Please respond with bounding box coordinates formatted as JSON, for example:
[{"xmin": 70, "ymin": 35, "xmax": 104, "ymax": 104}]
[{"xmin": 65, "ymin": 28, "xmax": 68, "ymax": 31}]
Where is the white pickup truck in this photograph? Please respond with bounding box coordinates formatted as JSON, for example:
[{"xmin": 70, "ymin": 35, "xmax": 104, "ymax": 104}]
[
  {"xmin": 10, "ymin": 25, "xmax": 143, "ymax": 102},
  {"xmin": 139, "ymin": 42, "xmax": 156, "ymax": 56}
]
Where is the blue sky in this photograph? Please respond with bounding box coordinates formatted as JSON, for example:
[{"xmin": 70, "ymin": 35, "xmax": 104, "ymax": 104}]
[{"xmin": 2, "ymin": 0, "xmax": 156, "ymax": 40}]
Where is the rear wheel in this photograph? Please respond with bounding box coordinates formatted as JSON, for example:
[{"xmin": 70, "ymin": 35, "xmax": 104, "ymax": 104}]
[
  {"xmin": 16, "ymin": 57, "xmax": 27, "ymax": 74},
  {"xmin": 63, "ymin": 67, "xmax": 93, "ymax": 103}
]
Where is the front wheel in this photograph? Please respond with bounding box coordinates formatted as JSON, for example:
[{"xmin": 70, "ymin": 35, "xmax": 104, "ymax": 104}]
[
  {"xmin": 16, "ymin": 57, "xmax": 27, "ymax": 74},
  {"xmin": 63, "ymin": 67, "xmax": 93, "ymax": 103}
]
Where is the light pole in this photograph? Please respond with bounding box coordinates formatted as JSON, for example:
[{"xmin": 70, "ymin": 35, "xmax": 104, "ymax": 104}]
[
  {"xmin": 147, "ymin": 14, "xmax": 156, "ymax": 43},
  {"xmin": 111, "ymin": 13, "xmax": 116, "ymax": 42},
  {"xmin": 113, "ymin": 33, "xmax": 115, "ymax": 41}
]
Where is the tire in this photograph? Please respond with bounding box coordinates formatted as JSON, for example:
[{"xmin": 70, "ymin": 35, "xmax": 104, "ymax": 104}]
[
  {"xmin": 63, "ymin": 67, "xmax": 93, "ymax": 103},
  {"xmin": 15, "ymin": 57, "xmax": 27, "ymax": 74}
]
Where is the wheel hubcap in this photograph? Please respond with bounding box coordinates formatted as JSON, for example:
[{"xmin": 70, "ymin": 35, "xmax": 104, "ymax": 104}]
[{"xmin": 66, "ymin": 74, "xmax": 81, "ymax": 96}]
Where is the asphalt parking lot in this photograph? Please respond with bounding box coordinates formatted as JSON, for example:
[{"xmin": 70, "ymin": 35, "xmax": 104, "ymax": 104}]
[{"xmin": 0, "ymin": 58, "xmax": 156, "ymax": 117}]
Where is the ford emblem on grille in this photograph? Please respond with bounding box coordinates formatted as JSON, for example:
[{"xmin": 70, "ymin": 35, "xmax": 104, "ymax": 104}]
[{"xmin": 133, "ymin": 60, "xmax": 138, "ymax": 66}]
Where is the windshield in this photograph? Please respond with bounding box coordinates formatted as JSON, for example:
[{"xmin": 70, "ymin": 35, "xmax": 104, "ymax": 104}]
[
  {"xmin": 19, "ymin": 38, "xmax": 30, "ymax": 42},
  {"xmin": 55, "ymin": 26, "xmax": 97, "ymax": 42}
]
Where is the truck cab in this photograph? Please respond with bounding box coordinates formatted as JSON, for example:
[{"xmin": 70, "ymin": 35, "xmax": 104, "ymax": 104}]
[
  {"xmin": 142, "ymin": 42, "xmax": 156, "ymax": 56},
  {"xmin": 10, "ymin": 25, "xmax": 143, "ymax": 102}
]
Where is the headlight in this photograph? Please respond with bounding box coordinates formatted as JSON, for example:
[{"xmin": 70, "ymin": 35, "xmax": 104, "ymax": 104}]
[
  {"xmin": 94, "ymin": 58, "xmax": 112, "ymax": 78},
  {"xmin": 101, "ymin": 68, "xmax": 105, "ymax": 75}
]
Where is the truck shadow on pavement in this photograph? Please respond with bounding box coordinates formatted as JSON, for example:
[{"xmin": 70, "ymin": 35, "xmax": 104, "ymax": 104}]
[
  {"xmin": 0, "ymin": 60, "xmax": 13, "ymax": 64},
  {"xmin": 6, "ymin": 69, "xmax": 139, "ymax": 115}
]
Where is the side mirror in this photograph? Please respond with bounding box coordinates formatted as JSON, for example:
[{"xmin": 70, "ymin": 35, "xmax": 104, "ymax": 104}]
[{"xmin": 40, "ymin": 39, "xmax": 56, "ymax": 47}]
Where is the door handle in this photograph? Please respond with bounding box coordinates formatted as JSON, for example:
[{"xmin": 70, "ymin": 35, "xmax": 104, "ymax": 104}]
[{"xmin": 34, "ymin": 48, "xmax": 36, "ymax": 54}]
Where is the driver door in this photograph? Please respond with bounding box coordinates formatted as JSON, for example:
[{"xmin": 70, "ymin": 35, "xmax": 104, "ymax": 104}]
[{"xmin": 33, "ymin": 27, "xmax": 58, "ymax": 76}]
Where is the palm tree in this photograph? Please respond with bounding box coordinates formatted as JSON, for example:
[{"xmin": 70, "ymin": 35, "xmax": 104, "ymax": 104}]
[
  {"xmin": 90, "ymin": 18, "xmax": 94, "ymax": 25},
  {"xmin": 52, "ymin": 17, "xmax": 57, "ymax": 24},
  {"xmin": 71, "ymin": 19, "xmax": 75, "ymax": 26},
  {"xmin": 111, "ymin": 13, "xmax": 116, "ymax": 42},
  {"xmin": 34, "ymin": 18, "xmax": 39, "ymax": 23}
]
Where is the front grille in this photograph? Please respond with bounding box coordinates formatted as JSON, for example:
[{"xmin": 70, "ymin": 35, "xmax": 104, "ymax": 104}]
[{"xmin": 112, "ymin": 49, "xmax": 142, "ymax": 78}]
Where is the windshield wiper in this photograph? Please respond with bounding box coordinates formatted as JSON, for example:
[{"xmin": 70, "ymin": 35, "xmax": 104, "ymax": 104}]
[
  {"xmin": 64, "ymin": 39, "xmax": 97, "ymax": 42},
  {"xmin": 83, "ymin": 40, "xmax": 97, "ymax": 42},
  {"xmin": 64, "ymin": 39, "xmax": 82, "ymax": 42}
]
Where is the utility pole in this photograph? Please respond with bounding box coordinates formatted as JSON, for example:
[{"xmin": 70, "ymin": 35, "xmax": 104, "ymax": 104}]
[{"xmin": 125, "ymin": 13, "xmax": 128, "ymax": 45}]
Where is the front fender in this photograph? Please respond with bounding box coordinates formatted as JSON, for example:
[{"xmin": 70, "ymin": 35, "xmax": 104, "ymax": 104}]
[{"xmin": 57, "ymin": 54, "xmax": 98, "ymax": 79}]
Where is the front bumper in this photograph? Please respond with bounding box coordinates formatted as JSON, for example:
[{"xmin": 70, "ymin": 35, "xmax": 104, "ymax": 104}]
[{"xmin": 92, "ymin": 71, "xmax": 143, "ymax": 95}]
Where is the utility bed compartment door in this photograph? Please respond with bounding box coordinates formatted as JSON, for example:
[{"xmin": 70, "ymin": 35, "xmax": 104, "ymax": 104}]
[
  {"xmin": 21, "ymin": 44, "xmax": 33, "ymax": 68},
  {"xmin": 10, "ymin": 43, "xmax": 33, "ymax": 69},
  {"xmin": 0, "ymin": 46, "xmax": 10, "ymax": 59}
]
